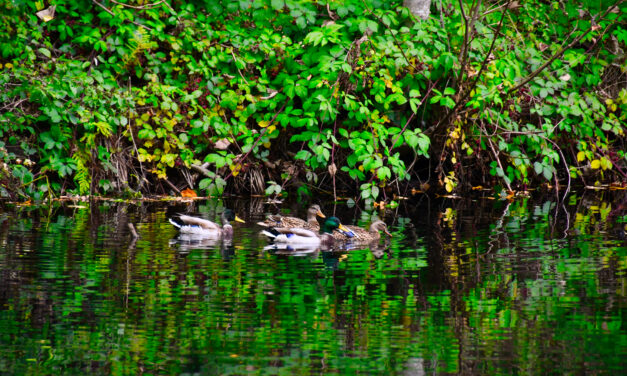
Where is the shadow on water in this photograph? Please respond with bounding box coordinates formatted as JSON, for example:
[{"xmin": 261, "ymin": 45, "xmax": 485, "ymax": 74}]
[{"xmin": 0, "ymin": 191, "xmax": 626, "ymax": 375}]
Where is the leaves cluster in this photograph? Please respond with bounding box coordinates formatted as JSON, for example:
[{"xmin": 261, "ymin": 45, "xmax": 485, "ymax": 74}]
[{"xmin": 0, "ymin": 0, "xmax": 625, "ymax": 200}]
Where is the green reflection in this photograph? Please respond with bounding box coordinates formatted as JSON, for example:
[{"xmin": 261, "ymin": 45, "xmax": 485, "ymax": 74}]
[{"xmin": 0, "ymin": 195, "xmax": 625, "ymax": 375}]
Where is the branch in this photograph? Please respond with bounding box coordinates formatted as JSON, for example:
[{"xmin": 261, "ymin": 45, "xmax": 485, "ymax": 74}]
[
  {"xmin": 92, "ymin": 0, "xmax": 153, "ymax": 30},
  {"xmin": 430, "ymin": 0, "xmax": 511, "ymax": 135},
  {"xmin": 507, "ymin": 1, "xmax": 624, "ymax": 95},
  {"xmin": 457, "ymin": 0, "xmax": 482, "ymax": 89},
  {"xmin": 223, "ymin": 101, "xmax": 288, "ymax": 182},
  {"xmin": 110, "ymin": 0, "xmax": 168, "ymax": 10}
]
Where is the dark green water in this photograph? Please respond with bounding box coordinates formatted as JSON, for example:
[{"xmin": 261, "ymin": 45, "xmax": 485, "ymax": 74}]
[{"xmin": 1, "ymin": 193, "xmax": 626, "ymax": 375}]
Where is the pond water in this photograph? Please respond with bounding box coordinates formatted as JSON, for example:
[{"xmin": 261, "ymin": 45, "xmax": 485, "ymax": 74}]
[{"xmin": 1, "ymin": 192, "xmax": 626, "ymax": 375}]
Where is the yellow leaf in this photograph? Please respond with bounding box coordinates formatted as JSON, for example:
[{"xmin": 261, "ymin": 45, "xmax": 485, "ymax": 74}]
[
  {"xmin": 590, "ymin": 159, "xmax": 601, "ymax": 169},
  {"xmin": 259, "ymin": 120, "xmax": 270, "ymax": 128},
  {"xmin": 577, "ymin": 151, "xmax": 586, "ymax": 162},
  {"xmin": 267, "ymin": 125, "xmax": 276, "ymax": 133},
  {"xmin": 601, "ymin": 157, "xmax": 612, "ymax": 170},
  {"xmin": 230, "ymin": 163, "xmax": 242, "ymax": 177}
]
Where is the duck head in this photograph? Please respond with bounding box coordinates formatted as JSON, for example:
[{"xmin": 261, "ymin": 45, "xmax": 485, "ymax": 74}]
[
  {"xmin": 321, "ymin": 216, "xmax": 352, "ymax": 236},
  {"xmin": 222, "ymin": 209, "xmax": 245, "ymax": 224}
]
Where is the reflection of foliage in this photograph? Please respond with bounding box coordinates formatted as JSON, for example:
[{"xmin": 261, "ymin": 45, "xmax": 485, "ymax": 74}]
[{"xmin": 0, "ymin": 195, "xmax": 625, "ymax": 374}]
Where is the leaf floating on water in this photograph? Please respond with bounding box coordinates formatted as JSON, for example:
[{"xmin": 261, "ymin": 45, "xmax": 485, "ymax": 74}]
[{"xmin": 36, "ymin": 5, "xmax": 56, "ymax": 22}]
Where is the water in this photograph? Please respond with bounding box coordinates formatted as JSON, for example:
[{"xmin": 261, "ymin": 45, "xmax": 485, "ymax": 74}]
[{"xmin": 1, "ymin": 193, "xmax": 625, "ymax": 375}]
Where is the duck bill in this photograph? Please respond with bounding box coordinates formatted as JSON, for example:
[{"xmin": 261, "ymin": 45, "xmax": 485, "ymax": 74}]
[
  {"xmin": 383, "ymin": 228, "xmax": 392, "ymax": 237},
  {"xmin": 234, "ymin": 215, "xmax": 245, "ymax": 223},
  {"xmin": 338, "ymin": 224, "xmax": 355, "ymax": 238},
  {"xmin": 316, "ymin": 210, "xmax": 326, "ymax": 218}
]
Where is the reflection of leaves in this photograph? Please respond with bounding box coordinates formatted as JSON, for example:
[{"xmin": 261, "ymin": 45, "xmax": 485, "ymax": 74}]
[{"xmin": 2, "ymin": 196, "xmax": 626, "ymax": 375}]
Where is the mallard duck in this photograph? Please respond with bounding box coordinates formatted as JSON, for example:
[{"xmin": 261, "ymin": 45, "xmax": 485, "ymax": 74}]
[
  {"xmin": 169, "ymin": 209, "xmax": 245, "ymax": 238},
  {"xmin": 257, "ymin": 204, "xmax": 326, "ymax": 230},
  {"xmin": 261, "ymin": 216, "xmax": 352, "ymax": 247},
  {"xmin": 334, "ymin": 220, "xmax": 392, "ymax": 242}
]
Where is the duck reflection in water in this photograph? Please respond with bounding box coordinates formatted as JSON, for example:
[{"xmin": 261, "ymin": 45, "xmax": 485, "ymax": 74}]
[{"xmin": 170, "ymin": 233, "xmax": 235, "ymax": 259}]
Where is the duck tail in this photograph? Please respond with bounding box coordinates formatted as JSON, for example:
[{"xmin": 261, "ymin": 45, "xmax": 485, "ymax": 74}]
[
  {"xmin": 169, "ymin": 216, "xmax": 184, "ymax": 229},
  {"xmin": 261, "ymin": 228, "xmax": 281, "ymax": 239}
]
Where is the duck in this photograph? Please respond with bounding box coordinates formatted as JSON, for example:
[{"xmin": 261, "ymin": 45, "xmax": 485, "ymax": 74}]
[
  {"xmin": 333, "ymin": 220, "xmax": 392, "ymax": 242},
  {"xmin": 261, "ymin": 216, "xmax": 352, "ymax": 247},
  {"xmin": 257, "ymin": 204, "xmax": 326, "ymax": 230},
  {"xmin": 169, "ymin": 209, "xmax": 245, "ymax": 239}
]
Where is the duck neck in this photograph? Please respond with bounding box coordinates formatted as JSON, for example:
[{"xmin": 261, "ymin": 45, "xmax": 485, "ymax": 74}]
[
  {"xmin": 369, "ymin": 225, "xmax": 381, "ymax": 238},
  {"xmin": 320, "ymin": 224, "xmax": 335, "ymax": 234},
  {"xmin": 306, "ymin": 211, "xmax": 318, "ymax": 225},
  {"xmin": 220, "ymin": 213, "xmax": 229, "ymax": 229}
]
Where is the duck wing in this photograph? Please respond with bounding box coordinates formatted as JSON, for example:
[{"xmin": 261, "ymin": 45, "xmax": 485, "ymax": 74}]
[
  {"xmin": 177, "ymin": 215, "xmax": 221, "ymax": 231},
  {"xmin": 258, "ymin": 215, "xmax": 309, "ymax": 228},
  {"xmin": 273, "ymin": 227, "xmax": 318, "ymax": 238}
]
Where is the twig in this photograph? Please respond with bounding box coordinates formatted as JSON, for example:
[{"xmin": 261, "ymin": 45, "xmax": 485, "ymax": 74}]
[
  {"xmin": 360, "ymin": 0, "xmax": 422, "ymax": 72},
  {"xmin": 486, "ymin": 136, "xmax": 512, "ymax": 191},
  {"xmin": 390, "ymin": 79, "xmax": 439, "ymax": 149},
  {"xmin": 92, "ymin": 0, "xmax": 153, "ymax": 30},
  {"xmin": 127, "ymin": 79, "xmax": 146, "ymax": 190},
  {"xmin": 230, "ymin": 50, "xmax": 249, "ymax": 84},
  {"xmin": 457, "ymin": 0, "xmax": 483, "ymax": 88},
  {"xmin": 431, "ymin": 0, "xmax": 511, "ymax": 135},
  {"xmin": 128, "ymin": 223, "xmax": 139, "ymax": 239},
  {"xmin": 223, "ymin": 101, "xmax": 288, "ymax": 181},
  {"xmin": 190, "ymin": 163, "xmax": 212, "ymax": 177},
  {"xmin": 111, "ymin": 0, "xmax": 168, "ymax": 10},
  {"xmin": 164, "ymin": 178, "xmax": 180, "ymax": 193}
]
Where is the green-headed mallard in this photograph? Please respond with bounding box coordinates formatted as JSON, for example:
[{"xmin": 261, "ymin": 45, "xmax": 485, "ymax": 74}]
[
  {"xmin": 257, "ymin": 204, "xmax": 326, "ymax": 230},
  {"xmin": 169, "ymin": 209, "xmax": 245, "ymax": 238},
  {"xmin": 261, "ymin": 216, "xmax": 351, "ymax": 247},
  {"xmin": 333, "ymin": 220, "xmax": 392, "ymax": 242}
]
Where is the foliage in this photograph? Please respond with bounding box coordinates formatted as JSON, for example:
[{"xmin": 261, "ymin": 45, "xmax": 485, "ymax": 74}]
[{"xmin": 0, "ymin": 0, "xmax": 625, "ymax": 199}]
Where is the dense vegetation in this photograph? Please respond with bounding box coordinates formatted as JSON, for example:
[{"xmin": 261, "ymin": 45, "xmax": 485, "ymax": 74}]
[{"xmin": 1, "ymin": 0, "xmax": 625, "ymax": 201}]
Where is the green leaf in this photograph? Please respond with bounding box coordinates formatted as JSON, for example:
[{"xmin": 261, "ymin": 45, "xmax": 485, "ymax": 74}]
[
  {"xmin": 371, "ymin": 185, "xmax": 379, "ymax": 199},
  {"xmin": 271, "ymin": 0, "xmax": 285, "ymax": 10},
  {"xmin": 38, "ymin": 48, "xmax": 51, "ymax": 58},
  {"xmin": 542, "ymin": 166, "xmax": 553, "ymax": 180}
]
